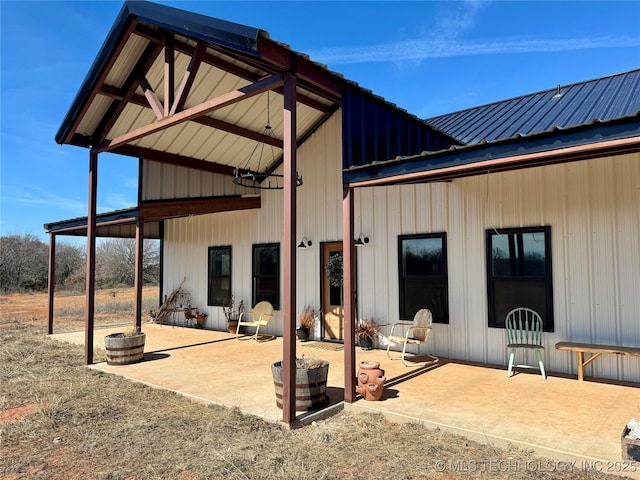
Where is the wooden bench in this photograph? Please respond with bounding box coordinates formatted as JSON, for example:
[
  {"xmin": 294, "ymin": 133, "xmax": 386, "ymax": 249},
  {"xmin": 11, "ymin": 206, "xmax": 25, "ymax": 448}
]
[{"xmin": 555, "ymin": 342, "xmax": 640, "ymax": 381}]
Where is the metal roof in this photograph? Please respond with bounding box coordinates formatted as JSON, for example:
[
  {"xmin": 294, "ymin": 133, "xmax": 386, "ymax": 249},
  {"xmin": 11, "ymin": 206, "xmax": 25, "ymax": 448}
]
[
  {"xmin": 44, "ymin": 208, "xmax": 161, "ymax": 238},
  {"xmin": 55, "ymin": 0, "xmax": 447, "ymax": 181},
  {"xmin": 426, "ymin": 69, "xmax": 640, "ymax": 146},
  {"xmin": 344, "ymin": 69, "xmax": 640, "ymax": 186}
]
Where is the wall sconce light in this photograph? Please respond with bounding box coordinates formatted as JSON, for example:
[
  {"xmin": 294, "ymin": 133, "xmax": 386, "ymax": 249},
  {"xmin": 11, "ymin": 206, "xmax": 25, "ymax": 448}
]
[
  {"xmin": 354, "ymin": 233, "xmax": 370, "ymax": 246},
  {"xmin": 297, "ymin": 237, "xmax": 312, "ymax": 249}
]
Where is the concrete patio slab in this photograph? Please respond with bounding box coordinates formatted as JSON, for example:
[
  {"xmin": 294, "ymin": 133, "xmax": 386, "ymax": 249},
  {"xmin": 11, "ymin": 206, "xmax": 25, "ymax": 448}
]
[{"xmin": 50, "ymin": 323, "xmax": 640, "ymax": 477}]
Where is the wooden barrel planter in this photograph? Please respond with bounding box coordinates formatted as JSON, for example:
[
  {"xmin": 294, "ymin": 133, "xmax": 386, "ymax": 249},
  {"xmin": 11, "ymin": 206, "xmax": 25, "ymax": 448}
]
[
  {"xmin": 271, "ymin": 359, "xmax": 329, "ymax": 411},
  {"xmin": 104, "ymin": 332, "xmax": 146, "ymax": 365}
]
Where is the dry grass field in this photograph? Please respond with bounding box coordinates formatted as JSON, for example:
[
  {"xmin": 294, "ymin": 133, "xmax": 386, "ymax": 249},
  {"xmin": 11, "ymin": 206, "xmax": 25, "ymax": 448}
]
[{"xmin": 0, "ymin": 289, "xmax": 632, "ymax": 479}]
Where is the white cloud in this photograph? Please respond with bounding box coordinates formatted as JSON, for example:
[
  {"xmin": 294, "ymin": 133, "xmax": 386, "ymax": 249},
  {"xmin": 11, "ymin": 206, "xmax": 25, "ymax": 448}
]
[
  {"xmin": 310, "ymin": 35, "xmax": 640, "ymax": 66},
  {"xmin": 308, "ymin": 1, "xmax": 638, "ymax": 67},
  {"xmin": 3, "ymin": 184, "xmax": 86, "ymax": 215}
]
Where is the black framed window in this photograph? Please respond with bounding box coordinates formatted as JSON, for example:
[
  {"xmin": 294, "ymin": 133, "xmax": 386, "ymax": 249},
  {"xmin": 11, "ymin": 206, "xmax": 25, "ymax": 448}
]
[
  {"xmin": 399, "ymin": 233, "xmax": 448, "ymax": 323},
  {"xmin": 208, "ymin": 246, "xmax": 231, "ymax": 306},
  {"xmin": 252, "ymin": 243, "xmax": 279, "ymax": 309},
  {"xmin": 486, "ymin": 226, "xmax": 554, "ymax": 331}
]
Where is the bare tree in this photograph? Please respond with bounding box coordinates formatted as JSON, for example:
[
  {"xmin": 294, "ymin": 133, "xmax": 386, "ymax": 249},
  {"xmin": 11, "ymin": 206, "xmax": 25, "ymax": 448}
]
[
  {"xmin": 55, "ymin": 242, "xmax": 85, "ymax": 288},
  {"xmin": 96, "ymin": 238, "xmax": 159, "ymax": 288},
  {"xmin": 0, "ymin": 234, "xmax": 160, "ymax": 292},
  {"xmin": 0, "ymin": 234, "xmax": 48, "ymax": 292}
]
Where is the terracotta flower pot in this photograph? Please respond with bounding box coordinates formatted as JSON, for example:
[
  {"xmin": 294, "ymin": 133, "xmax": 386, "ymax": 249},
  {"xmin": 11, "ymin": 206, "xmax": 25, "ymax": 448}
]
[{"xmin": 356, "ymin": 361, "xmax": 386, "ymax": 401}]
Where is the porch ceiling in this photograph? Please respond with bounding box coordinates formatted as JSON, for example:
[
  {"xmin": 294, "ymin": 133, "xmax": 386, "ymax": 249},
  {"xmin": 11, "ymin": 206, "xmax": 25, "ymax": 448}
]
[{"xmin": 56, "ymin": 1, "xmax": 342, "ymax": 178}]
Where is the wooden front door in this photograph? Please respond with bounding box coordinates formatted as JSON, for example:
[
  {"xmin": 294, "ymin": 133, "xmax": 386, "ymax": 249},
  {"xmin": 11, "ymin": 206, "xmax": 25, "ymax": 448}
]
[{"xmin": 321, "ymin": 242, "xmax": 343, "ymax": 340}]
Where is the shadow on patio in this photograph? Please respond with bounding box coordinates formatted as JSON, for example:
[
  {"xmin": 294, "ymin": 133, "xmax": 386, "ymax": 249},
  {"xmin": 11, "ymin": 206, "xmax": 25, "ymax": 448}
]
[{"xmin": 50, "ymin": 323, "xmax": 640, "ymax": 474}]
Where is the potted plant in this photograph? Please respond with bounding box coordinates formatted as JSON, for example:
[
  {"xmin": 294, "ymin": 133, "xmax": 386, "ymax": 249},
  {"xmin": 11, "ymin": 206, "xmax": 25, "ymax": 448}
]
[
  {"xmin": 223, "ymin": 296, "xmax": 244, "ymax": 334},
  {"xmin": 271, "ymin": 356, "xmax": 329, "ymax": 411},
  {"xmin": 195, "ymin": 310, "xmax": 208, "ymax": 328},
  {"xmin": 104, "ymin": 326, "xmax": 146, "ymax": 365},
  {"xmin": 355, "ymin": 318, "xmax": 379, "ymax": 350},
  {"xmin": 296, "ymin": 306, "xmax": 317, "ymax": 342}
]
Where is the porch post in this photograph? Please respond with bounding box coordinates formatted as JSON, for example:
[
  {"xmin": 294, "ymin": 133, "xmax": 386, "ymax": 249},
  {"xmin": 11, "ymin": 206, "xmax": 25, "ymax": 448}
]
[
  {"xmin": 47, "ymin": 232, "xmax": 56, "ymax": 335},
  {"xmin": 282, "ymin": 71, "xmax": 298, "ymax": 424},
  {"xmin": 85, "ymin": 151, "xmax": 98, "ymax": 365},
  {"xmin": 343, "ymin": 186, "xmax": 356, "ymax": 402},
  {"xmin": 134, "ymin": 216, "xmax": 144, "ymax": 332}
]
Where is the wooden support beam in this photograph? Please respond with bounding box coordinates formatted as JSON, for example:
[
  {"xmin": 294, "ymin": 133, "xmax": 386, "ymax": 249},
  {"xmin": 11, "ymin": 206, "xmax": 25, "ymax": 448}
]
[
  {"xmin": 94, "ymin": 39, "xmax": 166, "ymax": 144},
  {"xmin": 98, "ymin": 87, "xmax": 284, "ymax": 149},
  {"xmin": 95, "ymin": 72, "xmax": 284, "ymax": 153},
  {"xmin": 164, "ymin": 33, "xmax": 175, "ymax": 118},
  {"xmin": 138, "ymin": 74, "xmax": 164, "ymax": 120},
  {"xmin": 85, "ymin": 151, "xmax": 98, "ymax": 365},
  {"xmin": 282, "ymin": 72, "xmax": 297, "ymax": 425},
  {"xmin": 112, "ymin": 144, "xmax": 235, "ymax": 176},
  {"xmin": 139, "ymin": 196, "xmax": 261, "ymax": 219},
  {"xmin": 170, "ymin": 41, "xmax": 206, "ymax": 115},
  {"xmin": 47, "ymin": 233, "xmax": 56, "ymax": 335},
  {"xmin": 343, "ymin": 186, "xmax": 356, "ymax": 403},
  {"xmin": 134, "ymin": 218, "xmax": 144, "ymax": 331}
]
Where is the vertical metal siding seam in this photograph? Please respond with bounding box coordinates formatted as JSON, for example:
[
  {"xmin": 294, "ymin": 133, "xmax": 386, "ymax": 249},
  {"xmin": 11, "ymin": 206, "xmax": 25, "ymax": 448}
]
[{"xmin": 610, "ymin": 156, "xmax": 622, "ymax": 378}]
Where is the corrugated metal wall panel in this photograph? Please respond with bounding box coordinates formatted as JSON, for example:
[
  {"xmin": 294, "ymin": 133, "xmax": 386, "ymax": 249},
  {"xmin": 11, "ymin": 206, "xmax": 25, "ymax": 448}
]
[
  {"xmin": 141, "ymin": 159, "xmax": 246, "ymax": 199},
  {"xmin": 342, "ymin": 86, "xmax": 456, "ymax": 169},
  {"xmin": 156, "ymin": 110, "xmax": 640, "ymax": 382},
  {"xmin": 359, "ymin": 152, "xmax": 640, "ymax": 382}
]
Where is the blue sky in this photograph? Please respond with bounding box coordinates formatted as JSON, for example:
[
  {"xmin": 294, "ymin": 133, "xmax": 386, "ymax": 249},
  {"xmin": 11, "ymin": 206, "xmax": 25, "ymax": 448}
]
[{"xmin": 2, "ymin": 0, "xmax": 639, "ymax": 241}]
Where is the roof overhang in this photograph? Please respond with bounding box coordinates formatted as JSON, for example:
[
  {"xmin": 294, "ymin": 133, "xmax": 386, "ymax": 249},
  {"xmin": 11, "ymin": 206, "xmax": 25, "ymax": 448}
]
[
  {"xmin": 55, "ymin": 0, "xmax": 342, "ymax": 182},
  {"xmin": 344, "ymin": 116, "xmax": 640, "ymax": 187},
  {"xmin": 44, "ymin": 195, "xmax": 260, "ymax": 237}
]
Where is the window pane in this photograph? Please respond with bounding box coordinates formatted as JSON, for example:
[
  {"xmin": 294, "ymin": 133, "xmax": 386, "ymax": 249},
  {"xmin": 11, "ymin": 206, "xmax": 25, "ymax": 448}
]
[
  {"xmin": 208, "ymin": 246, "xmax": 231, "ymax": 306},
  {"xmin": 403, "ymin": 279, "xmax": 447, "ymax": 322},
  {"xmin": 487, "ymin": 227, "xmax": 553, "ymax": 331},
  {"xmin": 254, "ymin": 246, "xmax": 278, "ymax": 275},
  {"xmin": 253, "ymin": 244, "xmax": 279, "ymax": 309},
  {"xmin": 403, "ymin": 237, "xmax": 443, "ymax": 276},
  {"xmin": 254, "ymin": 277, "xmax": 278, "ymax": 306},
  {"xmin": 208, "ymin": 277, "xmax": 230, "ymax": 306},
  {"xmin": 210, "ymin": 249, "xmax": 230, "ymax": 276},
  {"xmin": 399, "ymin": 233, "xmax": 448, "ymax": 323},
  {"xmin": 329, "ymin": 283, "xmax": 342, "ymax": 306},
  {"xmin": 491, "ymin": 232, "xmax": 547, "ymax": 277},
  {"xmin": 491, "ymin": 279, "xmax": 547, "ymax": 327}
]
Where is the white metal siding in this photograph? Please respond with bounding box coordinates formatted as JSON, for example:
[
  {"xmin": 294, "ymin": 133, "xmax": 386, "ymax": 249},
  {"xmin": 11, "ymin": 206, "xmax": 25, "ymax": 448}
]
[
  {"xmin": 155, "ymin": 117, "xmax": 640, "ymax": 382},
  {"xmin": 161, "ymin": 111, "xmax": 344, "ymax": 336},
  {"xmin": 141, "ymin": 160, "xmax": 247, "ymax": 200}
]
